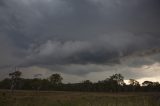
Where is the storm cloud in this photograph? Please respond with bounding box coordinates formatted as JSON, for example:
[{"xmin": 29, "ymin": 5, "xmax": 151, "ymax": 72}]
[{"xmin": 0, "ymin": 0, "xmax": 160, "ymax": 80}]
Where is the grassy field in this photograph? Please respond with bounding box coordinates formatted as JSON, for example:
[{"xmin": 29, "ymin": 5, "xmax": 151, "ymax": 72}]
[{"xmin": 0, "ymin": 90, "xmax": 160, "ymax": 106}]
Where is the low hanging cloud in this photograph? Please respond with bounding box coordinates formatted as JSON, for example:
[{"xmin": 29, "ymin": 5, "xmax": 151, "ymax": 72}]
[
  {"xmin": 23, "ymin": 32, "xmax": 160, "ymax": 67},
  {"xmin": 0, "ymin": 0, "xmax": 160, "ymax": 80}
]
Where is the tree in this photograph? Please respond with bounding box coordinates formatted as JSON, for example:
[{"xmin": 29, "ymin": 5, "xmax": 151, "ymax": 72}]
[
  {"xmin": 9, "ymin": 71, "xmax": 22, "ymax": 93},
  {"xmin": 49, "ymin": 74, "xmax": 63, "ymax": 84},
  {"xmin": 82, "ymin": 80, "xmax": 92, "ymax": 84},
  {"xmin": 142, "ymin": 81, "xmax": 153, "ymax": 87},
  {"xmin": 129, "ymin": 79, "xmax": 140, "ymax": 86},
  {"xmin": 0, "ymin": 78, "xmax": 11, "ymax": 89},
  {"xmin": 109, "ymin": 74, "xmax": 125, "ymax": 85},
  {"xmin": 104, "ymin": 74, "xmax": 125, "ymax": 92},
  {"xmin": 129, "ymin": 79, "xmax": 140, "ymax": 91},
  {"xmin": 81, "ymin": 80, "xmax": 92, "ymax": 91},
  {"xmin": 30, "ymin": 78, "xmax": 42, "ymax": 91},
  {"xmin": 9, "ymin": 71, "xmax": 22, "ymax": 79},
  {"xmin": 142, "ymin": 81, "xmax": 160, "ymax": 91}
]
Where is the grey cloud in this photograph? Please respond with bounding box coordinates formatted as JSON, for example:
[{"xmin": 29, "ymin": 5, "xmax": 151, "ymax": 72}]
[
  {"xmin": 0, "ymin": 0, "xmax": 160, "ymax": 76},
  {"xmin": 21, "ymin": 33, "xmax": 160, "ymax": 72},
  {"xmin": 0, "ymin": 0, "xmax": 5, "ymax": 6},
  {"xmin": 0, "ymin": 34, "xmax": 23, "ymax": 70}
]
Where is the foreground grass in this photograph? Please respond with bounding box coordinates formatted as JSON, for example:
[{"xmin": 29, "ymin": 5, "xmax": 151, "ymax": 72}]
[{"xmin": 0, "ymin": 90, "xmax": 160, "ymax": 106}]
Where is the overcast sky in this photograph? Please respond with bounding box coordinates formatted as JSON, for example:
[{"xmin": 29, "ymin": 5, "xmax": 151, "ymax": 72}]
[{"xmin": 0, "ymin": 0, "xmax": 160, "ymax": 83}]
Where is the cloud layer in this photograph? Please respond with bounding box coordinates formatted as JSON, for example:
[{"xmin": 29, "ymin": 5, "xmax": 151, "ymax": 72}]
[{"xmin": 0, "ymin": 0, "xmax": 160, "ymax": 80}]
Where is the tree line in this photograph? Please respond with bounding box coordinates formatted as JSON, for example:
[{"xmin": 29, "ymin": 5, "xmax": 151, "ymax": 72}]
[{"xmin": 0, "ymin": 71, "xmax": 160, "ymax": 92}]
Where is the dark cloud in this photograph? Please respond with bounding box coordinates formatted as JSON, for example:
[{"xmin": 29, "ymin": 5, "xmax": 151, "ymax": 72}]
[
  {"xmin": 0, "ymin": 0, "xmax": 160, "ymax": 76},
  {"xmin": 0, "ymin": 0, "xmax": 5, "ymax": 7}
]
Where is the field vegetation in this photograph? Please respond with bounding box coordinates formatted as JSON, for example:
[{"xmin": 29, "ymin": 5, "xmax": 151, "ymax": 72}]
[
  {"xmin": 0, "ymin": 91, "xmax": 160, "ymax": 106},
  {"xmin": 1, "ymin": 71, "xmax": 160, "ymax": 106}
]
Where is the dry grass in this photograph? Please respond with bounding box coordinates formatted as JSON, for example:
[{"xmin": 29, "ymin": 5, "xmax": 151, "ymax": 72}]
[{"xmin": 0, "ymin": 90, "xmax": 160, "ymax": 106}]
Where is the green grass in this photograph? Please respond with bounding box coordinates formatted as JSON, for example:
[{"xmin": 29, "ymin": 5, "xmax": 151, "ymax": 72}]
[{"xmin": 0, "ymin": 90, "xmax": 160, "ymax": 106}]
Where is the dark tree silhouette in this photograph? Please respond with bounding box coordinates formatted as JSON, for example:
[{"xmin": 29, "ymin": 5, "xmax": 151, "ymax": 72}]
[
  {"xmin": 0, "ymin": 72, "xmax": 160, "ymax": 92},
  {"xmin": 9, "ymin": 70, "xmax": 22, "ymax": 93},
  {"xmin": 109, "ymin": 74, "xmax": 124, "ymax": 85},
  {"xmin": 129, "ymin": 79, "xmax": 140, "ymax": 86},
  {"xmin": 49, "ymin": 74, "xmax": 63, "ymax": 84},
  {"xmin": 142, "ymin": 81, "xmax": 154, "ymax": 86},
  {"xmin": 81, "ymin": 80, "xmax": 92, "ymax": 91},
  {"xmin": 129, "ymin": 79, "xmax": 140, "ymax": 92}
]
